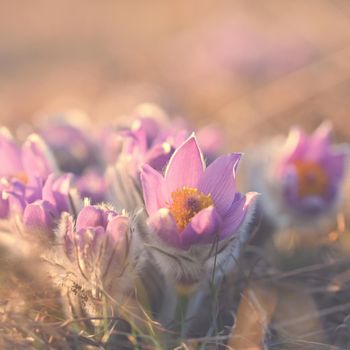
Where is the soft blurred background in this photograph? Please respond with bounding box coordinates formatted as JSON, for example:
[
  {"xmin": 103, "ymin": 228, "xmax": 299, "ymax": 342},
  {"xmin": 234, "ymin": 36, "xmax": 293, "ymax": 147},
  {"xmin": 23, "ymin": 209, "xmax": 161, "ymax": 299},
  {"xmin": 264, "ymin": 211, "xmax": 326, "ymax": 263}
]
[
  {"xmin": 2, "ymin": 0, "xmax": 350, "ymax": 148},
  {"xmin": 2, "ymin": 1, "xmax": 350, "ymax": 348}
]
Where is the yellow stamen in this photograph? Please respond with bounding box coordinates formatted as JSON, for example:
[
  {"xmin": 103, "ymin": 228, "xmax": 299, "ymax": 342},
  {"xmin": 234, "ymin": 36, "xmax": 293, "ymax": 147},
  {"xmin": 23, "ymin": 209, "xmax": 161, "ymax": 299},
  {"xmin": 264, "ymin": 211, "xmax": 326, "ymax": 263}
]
[
  {"xmin": 167, "ymin": 187, "xmax": 213, "ymax": 231},
  {"xmin": 14, "ymin": 173, "xmax": 28, "ymax": 185},
  {"xmin": 293, "ymin": 160, "xmax": 328, "ymax": 197}
]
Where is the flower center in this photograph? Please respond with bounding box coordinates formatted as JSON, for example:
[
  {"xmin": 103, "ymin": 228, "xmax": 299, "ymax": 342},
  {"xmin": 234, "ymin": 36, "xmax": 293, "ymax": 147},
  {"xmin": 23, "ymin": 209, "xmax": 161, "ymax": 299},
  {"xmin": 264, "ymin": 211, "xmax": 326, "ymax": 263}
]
[
  {"xmin": 293, "ymin": 160, "xmax": 328, "ymax": 197},
  {"xmin": 14, "ymin": 173, "xmax": 28, "ymax": 185},
  {"xmin": 168, "ymin": 187, "xmax": 213, "ymax": 231}
]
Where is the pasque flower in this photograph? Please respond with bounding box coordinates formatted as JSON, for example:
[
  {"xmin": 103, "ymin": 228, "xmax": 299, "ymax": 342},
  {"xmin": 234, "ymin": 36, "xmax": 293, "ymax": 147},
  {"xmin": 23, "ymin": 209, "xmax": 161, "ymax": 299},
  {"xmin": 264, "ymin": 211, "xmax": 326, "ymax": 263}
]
[
  {"xmin": 22, "ymin": 173, "xmax": 72, "ymax": 233},
  {"xmin": 0, "ymin": 128, "xmax": 73, "ymax": 232},
  {"xmin": 248, "ymin": 122, "xmax": 348, "ymax": 230},
  {"xmin": 276, "ymin": 123, "xmax": 347, "ymax": 214},
  {"xmin": 104, "ymin": 104, "xmax": 224, "ymax": 182},
  {"xmin": 140, "ymin": 135, "xmax": 257, "ymax": 250},
  {"xmin": 54, "ymin": 205, "xmax": 139, "ymax": 300},
  {"xmin": 0, "ymin": 128, "xmax": 57, "ymax": 182},
  {"xmin": 39, "ymin": 113, "xmax": 99, "ymax": 174}
]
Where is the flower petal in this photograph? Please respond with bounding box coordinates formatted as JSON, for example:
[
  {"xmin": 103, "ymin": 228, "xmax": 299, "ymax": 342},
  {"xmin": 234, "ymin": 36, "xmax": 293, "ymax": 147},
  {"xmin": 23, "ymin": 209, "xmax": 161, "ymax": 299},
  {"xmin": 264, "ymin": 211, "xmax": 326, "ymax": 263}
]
[
  {"xmin": 282, "ymin": 127, "xmax": 308, "ymax": 162},
  {"xmin": 23, "ymin": 200, "xmax": 57, "ymax": 232},
  {"xmin": 0, "ymin": 128, "xmax": 23, "ymax": 177},
  {"xmin": 164, "ymin": 135, "xmax": 205, "ymax": 194},
  {"xmin": 4, "ymin": 191, "xmax": 26, "ymax": 216},
  {"xmin": 43, "ymin": 173, "xmax": 72, "ymax": 213},
  {"xmin": 0, "ymin": 193, "xmax": 9, "ymax": 218},
  {"xmin": 220, "ymin": 192, "xmax": 258, "ymax": 239},
  {"xmin": 198, "ymin": 153, "xmax": 242, "ymax": 215},
  {"xmin": 323, "ymin": 147, "xmax": 348, "ymax": 181},
  {"xmin": 145, "ymin": 143, "xmax": 173, "ymax": 172},
  {"xmin": 306, "ymin": 122, "xmax": 333, "ymax": 160},
  {"xmin": 21, "ymin": 134, "xmax": 57, "ymax": 180},
  {"xmin": 181, "ymin": 206, "xmax": 222, "ymax": 248},
  {"xmin": 76, "ymin": 206, "xmax": 104, "ymax": 231},
  {"xmin": 148, "ymin": 208, "xmax": 182, "ymax": 248},
  {"xmin": 140, "ymin": 164, "xmax": 167, "ymax": 215},
  {"xmin": 106, "ymin": 215, "xmax": 129, "ymax": 243}
]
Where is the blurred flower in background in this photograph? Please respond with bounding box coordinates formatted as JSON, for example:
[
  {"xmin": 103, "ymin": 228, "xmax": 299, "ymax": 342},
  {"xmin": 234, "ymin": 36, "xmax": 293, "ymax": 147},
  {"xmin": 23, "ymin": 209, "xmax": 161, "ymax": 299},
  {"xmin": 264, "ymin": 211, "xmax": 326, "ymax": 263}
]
[{"xmin": 248, "ymin": 122, "xmax": 348, "ymax": 229}]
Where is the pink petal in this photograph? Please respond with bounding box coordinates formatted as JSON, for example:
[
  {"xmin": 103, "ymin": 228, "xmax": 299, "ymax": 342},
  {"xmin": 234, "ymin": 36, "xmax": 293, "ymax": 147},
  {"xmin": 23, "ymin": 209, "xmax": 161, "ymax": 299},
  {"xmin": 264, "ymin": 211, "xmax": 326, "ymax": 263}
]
[
  {"xmin": 76, "ymin": 206, "xmax": 104, "ymax": 231},
  {"xmin": 181, "ymin": 206, "xmax": 222, "ymax": 248},
  {"xmin": 306, "ymin": 122, "xmax": 333, "ymax": 160},
  {"xmin": 324, "ymin": 148, "xmax": 348, "ymax": 181},
  {"xmin": 312, "ymin": 121, "xmax": 332, "ymax": 147},
  {"xmin": 0, "ymin": 194, "xmax": 9, "ymax": 218},
  {"xmin": 42, "ymin": 173, "xmax": 72, "ymax": 213},
  {"xmin": 164, "ymin": 135, "xmax": 205, "ymax": 194},
  {"xmin": 145, "ymin": 143, "xmax": 173, "ymax": 172},
  {"xmin": 21, "ymin": 134, "xmax": 57, "ymax": 180},
  {"xmin": 5, "ymin": 191, "xmax": 26, "ymax": 216},
  {"xmin": 198, "ymin": 153, "xmax": 241, "ymax": 215},
  {"xmin": 282, "ymin": 127, "xmax": 308, "ymax": 162},
  {"xmin": 220, "ymin": 192, "xmax": 258, "ymax": 239},
  {"xmin": 0, "ymin": 128, "xmax": 23, "ymax": 177},
  {"xmin": 106, "ymin": 215, "xmax": 129, "ymax": 243},
  {"xmin": 23, "ymin": 200, "xmax": 57, "ymax": 233},
  {"xmin": 148, "ymin": 208, "xmax": 182, "ymax": 248},
  {"xmin": 140, "ymin": 164, "xmax": 167, "ymax": 215}
]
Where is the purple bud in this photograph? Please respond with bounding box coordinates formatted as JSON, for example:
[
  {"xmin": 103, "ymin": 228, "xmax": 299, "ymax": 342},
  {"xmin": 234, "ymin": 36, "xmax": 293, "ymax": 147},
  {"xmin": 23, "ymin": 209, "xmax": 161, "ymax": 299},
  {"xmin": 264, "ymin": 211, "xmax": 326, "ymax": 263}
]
[
  {"xmin": 23, "ymin": 200, "xmax": 58, "ymax": 233},
  {"xmin": 76, "ymin": 206, "xmax": 105, "ymax": 232},
  {"xmin": 106, "ymin": 215, "xmax": 129, "ymax": 243}
]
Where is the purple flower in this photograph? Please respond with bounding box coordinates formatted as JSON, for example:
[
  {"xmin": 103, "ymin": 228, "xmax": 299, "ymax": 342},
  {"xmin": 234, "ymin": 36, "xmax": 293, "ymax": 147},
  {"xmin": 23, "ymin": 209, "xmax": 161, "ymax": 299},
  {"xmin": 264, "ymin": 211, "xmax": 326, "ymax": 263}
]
[
  {"xmin": 0, "ymin": 129, "xmax": 57, "ymax": 184},
  {"xmin": 105, "ymin": 106, "xmax": 224, "ymax": 185},
  {"xmin": 100, "ymin": 104, "xmax": 172, "ymax": 167},
  {"xmin": 75, "ymin": 206, "xmax": 128, "ymax": 243},
  {"xmin": 75, "ymin": 168, "xmax": 107, "ymax": 204},
  {"xmin": 1, "ymin": 174, "xmax": 70, "ymax": 234},
  {"xmin": 140, "ymin": 135, "xmax": 257, "ymax": 250},
  {"xmin": 115, "ymin": 116, "xmax": 183, "ymax": 175},
  {"xmin": 22, "ymin": 173, "xmax": 73, "ymax": 233},
  {"xmin": 61, "ymin": 205, "xmax": 131, "ymax": 289},
  {"xmin": 276, "ymin": 123, "xmax": 348, "ymax": 214},
  {"xmin": 0, "ymin": 129, "xmax": 72, "ymax": 232},
  {"xmin": 39, "ymin": 117, "xmax": 99, "ymax": 174}
]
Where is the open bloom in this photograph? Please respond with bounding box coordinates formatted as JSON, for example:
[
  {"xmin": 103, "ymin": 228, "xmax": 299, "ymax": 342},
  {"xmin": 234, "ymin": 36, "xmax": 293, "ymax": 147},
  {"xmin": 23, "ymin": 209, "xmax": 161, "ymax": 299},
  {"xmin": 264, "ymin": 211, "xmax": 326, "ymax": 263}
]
[
  {"xmin": 0, "ymin": 128, "xmax": 73, "ymax": 232},
  {"xmin": 140, "ymin": 135, "xmax": 257, "ymax": 250},
  {"xmin": 0, "ymin": 128, "xmax": 57, "ymax": 183},
  {"xmin": 275, "ymin": 123, "xmax": 347, "ymax": 214},
  {"xmin": 0, "ymin": 172, "xmax": 72, "ymax": 233},
  {"xmin": 22, "ymin": 173, "xmax": 72, "ymax": 233},
  {"xmin": 108, "ymin": 107, "xmax": 189, "ymax": 178},
  {"xmin": 103, "ymin": 104, "xmax": 224, "ymax": 182}
]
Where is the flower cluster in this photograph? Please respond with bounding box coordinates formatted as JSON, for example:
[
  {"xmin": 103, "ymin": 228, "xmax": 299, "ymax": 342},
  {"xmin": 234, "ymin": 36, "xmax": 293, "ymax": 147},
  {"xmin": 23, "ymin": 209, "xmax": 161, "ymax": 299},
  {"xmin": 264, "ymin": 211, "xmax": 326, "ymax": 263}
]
[{"xmin": 1, "ymin": 103, "xmax": 348, "ymax": 345}]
